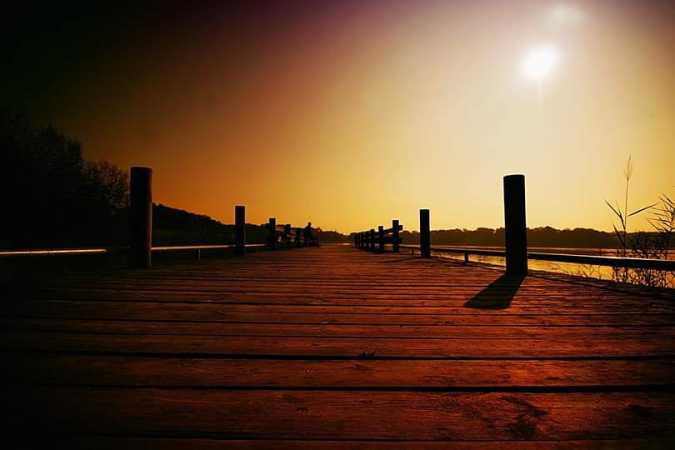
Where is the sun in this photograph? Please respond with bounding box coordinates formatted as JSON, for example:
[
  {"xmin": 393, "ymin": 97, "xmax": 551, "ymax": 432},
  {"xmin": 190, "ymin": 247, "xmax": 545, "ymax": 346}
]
[{"xmin": 521, "ymin": 45, "xmax": 560, "ymax": 82}]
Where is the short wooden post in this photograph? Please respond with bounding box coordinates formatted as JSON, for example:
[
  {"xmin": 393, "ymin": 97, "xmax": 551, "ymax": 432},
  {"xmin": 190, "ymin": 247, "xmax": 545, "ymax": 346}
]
[
  {"xmin": 504, "ymin": 174, "xmax": 528, "ymax": 275},
  {"xmin": 369, "ymin": 229, "xmax": 375, "ymax": 252},
  {"xmin": 419, "ymin": 209, "xmax": 430, "ymax": 258},
  {"xmin": 234, "ymin": 205, "xmax": 245, "ymax": 256},
  {"xmin": 284, "ymin": 224, "xmax": 291, "ymax": 247},
  {"xmin": 378, "ymin": 225, "xmax": 385, "ymax": 252},
  {"xmin": 464, "ymin": 251, "xmax": 469, "ymax": 264},
  {"xmin": 392, "ymin": 219, "xmax": 400, "ymax": 253},
  {"xmin": 267, "ymin": 217, "xmax": 277, "ymax": 250},
  {"xmin": 129, "ymin": 167, "xmax": 152, "ymax": 268}
]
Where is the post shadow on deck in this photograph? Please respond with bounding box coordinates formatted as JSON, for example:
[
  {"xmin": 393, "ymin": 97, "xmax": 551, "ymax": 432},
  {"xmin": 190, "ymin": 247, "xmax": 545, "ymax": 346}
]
[
  {"xmin": 129, "ymin": 167, "xmax": 152, "ymax": 268},
  {"xmin": 464, "ymin": 273, "xmax": 525, "ymax": 309}
]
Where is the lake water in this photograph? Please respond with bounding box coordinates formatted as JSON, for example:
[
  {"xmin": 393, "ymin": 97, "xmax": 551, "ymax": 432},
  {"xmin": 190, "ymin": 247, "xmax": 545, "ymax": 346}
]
[{"xmin": 428, "ymin": 246, "xmax": 675, "ymax": 288}]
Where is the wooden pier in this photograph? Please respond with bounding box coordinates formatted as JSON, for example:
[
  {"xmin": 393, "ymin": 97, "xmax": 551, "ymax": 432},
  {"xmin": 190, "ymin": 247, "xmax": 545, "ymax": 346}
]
[{"xmin": 3, "ymin": 244, "xmax": 675, "ymax": 448}]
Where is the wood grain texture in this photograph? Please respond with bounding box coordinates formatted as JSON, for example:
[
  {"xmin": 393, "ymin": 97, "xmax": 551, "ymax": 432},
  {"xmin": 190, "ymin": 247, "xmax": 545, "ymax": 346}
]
[
  {"xmin": 6, "ymin": 355, "xmax": 675, "ymax": 388},
  {"xmin": 7, "ymin": 388, "xmax": 675, "ymax": 440},
  {"xmin": 32, "ymin": 437, "xmax": 675, "ymax": 450},
  {"xmin": 4, "ymin": 245, "xmax": 675, "ymax": 446}
]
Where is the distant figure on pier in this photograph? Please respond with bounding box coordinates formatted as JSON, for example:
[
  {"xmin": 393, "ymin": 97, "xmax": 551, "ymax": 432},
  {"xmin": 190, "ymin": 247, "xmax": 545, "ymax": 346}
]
[{"xmin": 304, "ymin": 222, "xmax": 315, "ymax": 246}]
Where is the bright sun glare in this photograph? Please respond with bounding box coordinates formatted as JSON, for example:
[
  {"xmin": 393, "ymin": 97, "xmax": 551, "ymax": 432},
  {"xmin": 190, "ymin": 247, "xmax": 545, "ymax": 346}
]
[{"xmin": 521, "ymin": 45, "xmax": 559, "ymax": 82}]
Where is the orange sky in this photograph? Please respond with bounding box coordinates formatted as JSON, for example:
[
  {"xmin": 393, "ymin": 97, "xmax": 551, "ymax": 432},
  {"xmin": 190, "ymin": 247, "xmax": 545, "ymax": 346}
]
[{"xmin": 11, "ymin": 1, "xmax": 674, "ymax": 233}]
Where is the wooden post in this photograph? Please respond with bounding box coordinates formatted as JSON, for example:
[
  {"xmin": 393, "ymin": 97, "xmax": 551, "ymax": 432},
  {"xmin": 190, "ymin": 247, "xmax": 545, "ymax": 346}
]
[
  {"xmin": 378, "ymin": 225, "xmax": 385, "ymax": 253},
  {"xmin": 504, "ymin": 174, "xmax": 528, "ymax": 275},
  {"xmin": 129, "ymin": 167, "xmax": 152, "ymax": 268},
  {"xmin": 420, "ymin": 209, "xmax": 430, "ymax": 258},
  {"xmin": 392, "ymin": 219, "xmax": 400, "ymax": 253},
  {"xmin": 295, "ymin": 228, "xmax": 302, "ymax": 247},
  {"xmin": 369, "ymin": 229, "xmax": 375, "ymax": 252},
  {"xmin": 267, "ymin": 217, "xmax": 276, "ymax": 250},
  {"xmin": 284, "ymin": 224, "xmax": 291, "ymax": 247},
  {"xmin": 234, "ymin": 205, "xmax": 245, "ymax": 256}
]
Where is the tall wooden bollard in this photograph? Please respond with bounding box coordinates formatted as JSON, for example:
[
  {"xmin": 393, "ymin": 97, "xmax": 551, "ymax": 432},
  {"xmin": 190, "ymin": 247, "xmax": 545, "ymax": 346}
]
[
  {"xmin": 234, "ymin": 205, "xmax": 245, "ymax": 256},
  {"xmin": 369, "ymin": 229, "xmax": 375, "ymax": 252},
  {"xmin": 129, "ymin": 167, "xmax": 152, "ymax": 268},
  {"xmin": 378, "ymin": 226, "xmax": 385, "ymax": 252},
  {"xmin": 420, "ymin": 209, "xmax": 431, "ymax": 258},
  {"xmin": 504, "ymin": 174, "xmax": 528, "ymax": 275},
  {"xmin": 392, "ymin": 219, "xmax": 400, "ymax": 253},
  {"xmin": 267, "ymin": 217, "xmax": 277, "ymax": 250}
]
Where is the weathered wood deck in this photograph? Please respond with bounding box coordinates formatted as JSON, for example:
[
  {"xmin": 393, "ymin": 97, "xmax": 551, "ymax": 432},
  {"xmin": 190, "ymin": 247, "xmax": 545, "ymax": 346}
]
[{"xmin": 3, "ymin": 245, "xmax": 675, "ymax": 448}]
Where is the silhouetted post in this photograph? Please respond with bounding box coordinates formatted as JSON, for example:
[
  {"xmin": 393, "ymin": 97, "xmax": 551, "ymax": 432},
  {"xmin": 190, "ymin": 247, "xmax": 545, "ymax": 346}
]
[
  {"xmin": 295, "ymin": 228, "xmax": 302, "ymax": 247},
  {"xmin": 267, "ymin": 217, "xmax": 277, "ymax": 250},
  {"xmin": 284, "ymin": 224, "xmax": 291, "ymax": 247},
  {"xmin": 504, "ymin": 174, "xmax": 528, "ymax": 276},
  {"xmin": 378, "ymin": 226, "xmax": 385, "ymax": 253},
  {"xmin": 234, "ymin": 205, "xmax": 246, "ymax": 256},
  {"xmin": 129, "ymin": 167, "xmax": 152, "ymax": 268},
  {"xmin": 369, "ymin": 229, "xmax": 375, "ymax": 252},
  {"xmin": 420, "ymin": 209, "xmax": 430, "ymax": 258},
  {"xmin": 392, "ymin": 219, "xmax": 400, "ymax": 253}
]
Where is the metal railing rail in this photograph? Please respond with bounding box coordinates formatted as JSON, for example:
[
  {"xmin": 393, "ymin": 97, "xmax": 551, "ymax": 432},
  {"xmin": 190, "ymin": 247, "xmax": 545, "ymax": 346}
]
[
  {"xmin": 399, "ymin": 245, "xmax": 675, "ymax": 271},
  {"xmin": 0, "ymin": 244, "xmax": 267, "ymax": 258}
]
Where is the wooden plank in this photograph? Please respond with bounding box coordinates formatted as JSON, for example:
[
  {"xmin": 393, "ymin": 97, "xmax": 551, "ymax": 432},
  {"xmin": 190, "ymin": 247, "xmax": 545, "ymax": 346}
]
[
  {"xmin": 6, "ymin": 300, "xmax": 675, "ymax": 325},
  {"xmin": 4, "ymin": 330, "xmax": 675, "ymax": 358},
  {"xmin": 39, "ymin": 437, "xmax": 675, "ymax": 450},
  {"xmin": 17, "ymin": 288, "xmax": 675, "ymax": 313},
  {"xmin": 4, "ymin": 318, "xmax": 675, "ymax": 339},
  {"xmin": 7, "ymin": 389, "xmax": 675, "ymax": 440},
  {"xmin": 7, "ymin": 355, "xmax": 675, "ymax": 388}
]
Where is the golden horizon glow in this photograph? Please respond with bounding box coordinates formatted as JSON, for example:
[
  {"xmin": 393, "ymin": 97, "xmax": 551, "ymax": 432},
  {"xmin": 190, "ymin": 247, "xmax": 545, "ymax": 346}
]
[{"xmin": 32, "ymin": 1, "xmax": 674, "ymax": 234}]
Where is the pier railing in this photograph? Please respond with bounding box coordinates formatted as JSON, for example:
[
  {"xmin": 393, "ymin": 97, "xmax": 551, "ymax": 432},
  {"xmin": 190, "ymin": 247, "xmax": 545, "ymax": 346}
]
[
  {"xmin": 356, "ymin": 174, "xmax": 675, "ymax": 274},
  {"xmin": 355, "ymin": 220, "xmax": 403, "ymax": 253},
  {"xmin": 267, "ymin": 219, "xmax": 319, "ymax": 250},
  {"xmin": 0, "ymin": 167, "xmax": 317, "ymax": 268}
]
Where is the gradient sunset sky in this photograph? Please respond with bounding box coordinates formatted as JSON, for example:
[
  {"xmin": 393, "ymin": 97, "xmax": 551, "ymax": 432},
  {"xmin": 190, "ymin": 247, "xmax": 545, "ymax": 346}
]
[{"xmin": 4, "ymin": 0, "xmax": 674, "ymax": 233}]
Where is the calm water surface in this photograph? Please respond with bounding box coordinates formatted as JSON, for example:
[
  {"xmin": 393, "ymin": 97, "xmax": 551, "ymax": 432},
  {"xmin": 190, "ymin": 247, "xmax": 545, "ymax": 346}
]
[{"xmin": 429, "ymin": 246, "xmax": 675, "ymax": 288}]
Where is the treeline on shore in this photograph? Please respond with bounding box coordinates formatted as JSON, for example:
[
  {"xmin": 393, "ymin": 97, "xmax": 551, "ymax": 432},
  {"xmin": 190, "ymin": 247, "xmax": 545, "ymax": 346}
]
[{"xmin": 395, "ymin": 227, "xmax": 670, "ymax": 249}]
